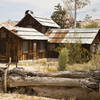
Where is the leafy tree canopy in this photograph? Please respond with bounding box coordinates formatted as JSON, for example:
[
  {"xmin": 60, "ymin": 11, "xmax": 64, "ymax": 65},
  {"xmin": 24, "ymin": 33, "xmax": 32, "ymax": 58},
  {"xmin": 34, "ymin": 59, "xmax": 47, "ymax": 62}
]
[
  {"xmin": 51, "ymin": 3, "xmax": 74, "ymax": 28},
  {"xmin": 51, "ymin": 0, "xmax": 90, "ymax": 28}
]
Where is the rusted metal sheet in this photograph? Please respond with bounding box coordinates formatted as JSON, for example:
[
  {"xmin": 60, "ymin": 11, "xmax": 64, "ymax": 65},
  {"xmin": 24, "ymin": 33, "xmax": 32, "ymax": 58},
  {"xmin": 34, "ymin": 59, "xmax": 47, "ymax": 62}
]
[
  {"xmin": 46, "ymin": 28, "xmax": 100, "ymax": 44},
  {"xmin": 48, "ymin": 30, "xmax": 68, "ymax": 43}
]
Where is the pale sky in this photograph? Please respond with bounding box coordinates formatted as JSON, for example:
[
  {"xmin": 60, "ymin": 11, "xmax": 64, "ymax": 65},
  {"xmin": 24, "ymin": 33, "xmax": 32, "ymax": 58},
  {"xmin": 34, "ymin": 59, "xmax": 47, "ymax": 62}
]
[{"xmin": 0, "ymin": 0, "xmax": 100, "ymax": 22}]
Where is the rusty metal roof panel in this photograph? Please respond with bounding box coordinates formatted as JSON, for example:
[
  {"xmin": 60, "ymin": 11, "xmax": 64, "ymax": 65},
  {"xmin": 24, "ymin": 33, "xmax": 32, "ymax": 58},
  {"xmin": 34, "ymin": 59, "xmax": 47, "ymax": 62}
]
[
  {"xmin": 6, "ymin": 27, "xmax": 48, "ymax": 40},
  {"xmin": 29, "ymin": 13, "xmax": 60, "ymax": 28},
  {"xmin": 47, "ymin": 28, "xmax": 100, "ymax": 44}
]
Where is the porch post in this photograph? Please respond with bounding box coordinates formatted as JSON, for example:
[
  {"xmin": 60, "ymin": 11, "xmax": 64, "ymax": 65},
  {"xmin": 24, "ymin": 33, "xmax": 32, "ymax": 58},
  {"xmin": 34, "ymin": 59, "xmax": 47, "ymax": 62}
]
[{"xmin": 33, "ymin": 42, "xmax": 37, "ymax": 60}]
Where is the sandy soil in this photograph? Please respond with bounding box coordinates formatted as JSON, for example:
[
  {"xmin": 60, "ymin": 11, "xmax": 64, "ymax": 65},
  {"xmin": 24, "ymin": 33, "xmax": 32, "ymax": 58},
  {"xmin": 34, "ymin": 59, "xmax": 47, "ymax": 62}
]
[{"xmin": 0, "ymin": 93, "xmax": 57, "ymax": 100}]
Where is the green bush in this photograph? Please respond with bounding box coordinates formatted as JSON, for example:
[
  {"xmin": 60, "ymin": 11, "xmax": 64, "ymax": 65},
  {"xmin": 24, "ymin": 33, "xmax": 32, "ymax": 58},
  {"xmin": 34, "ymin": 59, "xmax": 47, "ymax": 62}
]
[
  {"xmin": 58, "ymin": 48, "xmax": 69, "ymax": 71},
  {"xmin": 56, "ymin": 43, "xmax": 90, "ymax": 65},
  {"xmin": 66, "ymin": 43, "xmax": 90, "ymax": 64}
]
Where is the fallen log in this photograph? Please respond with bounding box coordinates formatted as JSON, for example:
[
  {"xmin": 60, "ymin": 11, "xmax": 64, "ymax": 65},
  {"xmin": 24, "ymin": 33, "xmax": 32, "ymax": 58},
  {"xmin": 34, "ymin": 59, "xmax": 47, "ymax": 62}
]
[
  {"xmin": 8, "ymin": 68, "xmax": 100, "ymax": 79},
  {"xmin": 7, "ymin": 75, "xmax": 98, "ymax": 89},
  {"xmin": 8, "ymin": 76, "xmax": 80, "ymax": 87}
]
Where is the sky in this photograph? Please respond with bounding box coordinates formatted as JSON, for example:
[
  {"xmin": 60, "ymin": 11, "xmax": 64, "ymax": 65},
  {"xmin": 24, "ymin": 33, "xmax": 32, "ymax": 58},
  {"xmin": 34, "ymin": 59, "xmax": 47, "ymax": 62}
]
[{"xmin": 0, "ymin": 0, "xmax": 100, "ymax": 22}]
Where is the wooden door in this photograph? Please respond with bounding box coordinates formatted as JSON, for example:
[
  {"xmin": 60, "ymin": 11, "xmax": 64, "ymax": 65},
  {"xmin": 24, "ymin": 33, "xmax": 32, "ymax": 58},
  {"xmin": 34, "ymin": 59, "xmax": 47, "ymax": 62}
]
[
  {"xmin": 0, "ymin": 40, "xmax": 8, "ymax": 62},
  {"xmin": 9, "ymin": 39, "xmax": 18, "ymax": 62}
]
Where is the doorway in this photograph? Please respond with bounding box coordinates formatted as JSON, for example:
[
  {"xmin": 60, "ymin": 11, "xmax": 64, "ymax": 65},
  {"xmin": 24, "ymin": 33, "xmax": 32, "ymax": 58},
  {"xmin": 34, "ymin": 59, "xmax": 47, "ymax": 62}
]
[{"xmin": 0, "ymin": 40, "xmax": 8, "ymax": 62}]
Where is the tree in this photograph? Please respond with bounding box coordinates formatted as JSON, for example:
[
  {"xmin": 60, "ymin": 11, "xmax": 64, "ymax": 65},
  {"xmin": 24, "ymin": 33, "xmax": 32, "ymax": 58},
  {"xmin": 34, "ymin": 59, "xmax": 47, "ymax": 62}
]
[
  {"xmin": 51, "ymin": 3, "xmax": 74, "ymax": 28},
  {"xmin": 62, "ymin": 0, "xmax": 90, "ymax": 13},
  {"xmin": 84, "ymin": 14, "xmax": 92, "ymax": 21},
  {"xmin": 55, "ymin": 0, "xmax": 89, "ymax": 28}
]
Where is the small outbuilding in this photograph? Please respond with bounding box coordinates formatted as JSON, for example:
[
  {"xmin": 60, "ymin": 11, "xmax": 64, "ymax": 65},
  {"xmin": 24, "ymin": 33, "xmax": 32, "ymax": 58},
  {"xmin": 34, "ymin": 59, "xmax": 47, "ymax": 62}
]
[{"xmin": 46, "ymin": 28, "xmax": 100, "ymax": 58}]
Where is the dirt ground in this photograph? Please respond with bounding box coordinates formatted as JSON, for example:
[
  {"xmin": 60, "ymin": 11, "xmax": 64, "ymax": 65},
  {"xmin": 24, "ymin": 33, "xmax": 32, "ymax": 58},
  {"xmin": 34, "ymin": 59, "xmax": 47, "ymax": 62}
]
[
  {"xmin": 0, "ymin": 60, "xmax": 58, "ymax": 73},
  {"xmin": 0, "ymin": 93, "xmax": 57, "ymax": 100}
]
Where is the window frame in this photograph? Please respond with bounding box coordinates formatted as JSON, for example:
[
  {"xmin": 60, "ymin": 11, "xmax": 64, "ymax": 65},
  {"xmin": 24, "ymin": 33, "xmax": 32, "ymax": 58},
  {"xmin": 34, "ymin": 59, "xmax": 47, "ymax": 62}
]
[
  {"xmin": 40, "ymin": 41, "xmax": 45, "ymax": 52},
  {"xmin": 23, "ymin": 41, "xmax": 29, "ymax": 53}
]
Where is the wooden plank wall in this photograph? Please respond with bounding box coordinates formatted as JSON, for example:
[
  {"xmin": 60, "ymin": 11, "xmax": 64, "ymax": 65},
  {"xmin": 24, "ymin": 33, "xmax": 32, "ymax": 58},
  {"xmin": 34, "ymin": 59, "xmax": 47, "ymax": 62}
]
[
  {"xmin": 0, "ymin": 28, "xmax": 19, "ymax": 62},
  {"xmin": 18, "ymin": 40, "xmax": 47, "ymax": 61},
  {"xmin": 0, "ymin": 28, "xmax": 47, "ymax": 62},
  {"xmin": 16, "ymin": 14, "xmax": 48, "ymax": 33}
]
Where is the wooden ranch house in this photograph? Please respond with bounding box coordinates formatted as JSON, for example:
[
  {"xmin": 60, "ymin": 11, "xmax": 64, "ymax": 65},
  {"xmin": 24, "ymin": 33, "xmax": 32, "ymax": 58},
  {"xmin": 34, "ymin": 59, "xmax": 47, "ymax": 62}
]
[
  {"xmin": 46, "ymin": 28, "xmax": 100, "ymax": 58},
  {"xmin": 0, "ymin": 26, "xmax": 48, "ymax": 62},
  {"xmin": 0, "ymin": 10, "xmax": 100, "ymax": 62},
  {"xmin": 15, "ymin": 10, "xmax": 100, "ymax": 58},
  {"xmin": 16, "ymin": 10, "xmax": 60, "ymax": 33}
]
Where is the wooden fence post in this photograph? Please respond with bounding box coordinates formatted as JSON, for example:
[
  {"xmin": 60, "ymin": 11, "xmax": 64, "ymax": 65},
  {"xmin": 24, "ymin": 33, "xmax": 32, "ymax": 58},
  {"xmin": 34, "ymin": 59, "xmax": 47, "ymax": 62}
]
[
  {"xmin": 4, "ymin": 57, "xmax": 11, "ymax": 93},
  {"xmin": 4, "ymin": 68, "xmax": 7, "ymax": 93}
]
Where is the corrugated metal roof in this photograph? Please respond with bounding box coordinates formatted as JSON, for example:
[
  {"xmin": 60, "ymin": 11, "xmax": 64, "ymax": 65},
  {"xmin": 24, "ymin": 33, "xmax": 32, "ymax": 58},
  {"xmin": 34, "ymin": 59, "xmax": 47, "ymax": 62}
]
[
  {"xmin": 29, "ymin": 13, "xmax": 60, "ymax": 28},
  {"xmin": 46, "ymin": 28, "xmax": 100, "ymax": 44},
  {"xmin": 5, "ymin": 27, "xmax": 48, "ymax": 40}
]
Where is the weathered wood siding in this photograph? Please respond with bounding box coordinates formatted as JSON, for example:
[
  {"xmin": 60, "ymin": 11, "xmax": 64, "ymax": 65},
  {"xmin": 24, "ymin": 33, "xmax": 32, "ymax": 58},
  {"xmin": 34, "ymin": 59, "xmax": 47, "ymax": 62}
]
[
  {"xmin": 18, "ymin": 40, "xmax": 46, "ymax": 60},
  {"xmin": 0, "ymin": 27, "xmax": 19, "ymax": 62},
  {"xmin": 16, "ymin": 14, "xmax": 49, "ymax": 33},
  {"xmin": 18, "ymin": 40, "xmax": 47, "ymax": 60},
  {"xmin": 0, "ymin": 27, "xmax": 47, "ymax": 62}
]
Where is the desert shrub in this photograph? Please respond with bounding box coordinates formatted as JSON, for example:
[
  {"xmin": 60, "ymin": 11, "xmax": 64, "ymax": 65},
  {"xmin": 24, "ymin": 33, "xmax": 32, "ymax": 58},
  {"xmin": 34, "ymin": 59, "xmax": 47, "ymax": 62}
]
[
  {"xmin": 66, "ymin": 43, "xmax": 90, "ymax": 64},
  {"xmin": 58, "ymin": 48, "xmax": 69, "ymax": 71},
  {"xmin": 56, "ymin": 43, "xmax": 90, "ymax": 65}
]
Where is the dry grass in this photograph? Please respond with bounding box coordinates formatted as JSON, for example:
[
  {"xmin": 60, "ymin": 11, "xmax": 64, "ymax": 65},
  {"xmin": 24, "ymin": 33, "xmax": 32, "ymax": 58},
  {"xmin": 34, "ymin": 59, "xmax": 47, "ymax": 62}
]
[
  {"xmin": 7, "ymin": 59, "xmax": 100, "ymax": 72},
  {"xmin": 0, "ymin": 93, "xmax": 57, "ymax": 100},
  {"xmin": 1, "ymin": 57, "xmax": 100, "ymax": 72},
  {"xmin": 67, "ymin": 62, "xmax": 99, "ymax": 71},
  {"xmin": 17, "ymin": 60, "xmax": 58, "ymax": 73}
]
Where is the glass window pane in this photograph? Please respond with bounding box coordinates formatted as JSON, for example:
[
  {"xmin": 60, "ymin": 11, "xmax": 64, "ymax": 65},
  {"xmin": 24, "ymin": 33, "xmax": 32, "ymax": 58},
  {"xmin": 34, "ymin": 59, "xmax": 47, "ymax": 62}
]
[
  {"xmin": 40, "ymin": 42, "xmax": 44, "ymax": 52},
  {"xmin": 23, "ymin": 41, "xmax": 28, "ymax": 53}
]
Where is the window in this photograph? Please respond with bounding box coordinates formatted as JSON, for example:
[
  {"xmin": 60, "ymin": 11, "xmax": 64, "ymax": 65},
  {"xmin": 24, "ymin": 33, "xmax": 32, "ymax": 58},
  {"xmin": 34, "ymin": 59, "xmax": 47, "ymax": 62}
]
[
  {"xmin": 49, "ymin": 44, "xmax": 55, "ymax": 51},
  {"xmin": 0, "ymin": 33, "xmax": 6, "ymax": 38},
  {"xmin": 40, "ymin": 42, "xmax": 44, "ymax": 52},
  {"xmin": 23, "ymin": 41, "xmax": 28, "ymax": 53},
  {"xmin": 0, "ymin": 41, "xmax": 6, "ymax": 56}
]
